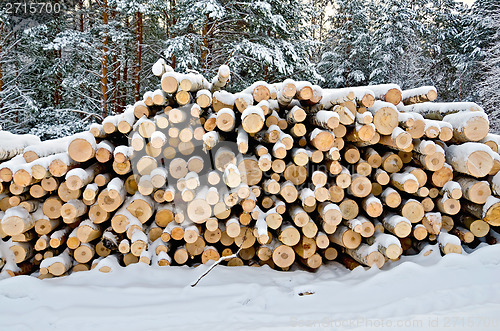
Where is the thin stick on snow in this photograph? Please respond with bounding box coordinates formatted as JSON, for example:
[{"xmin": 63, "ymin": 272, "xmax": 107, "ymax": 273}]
[{"xmin": 191, "ymin": 228, "xmax": 249, "ymax": 287}]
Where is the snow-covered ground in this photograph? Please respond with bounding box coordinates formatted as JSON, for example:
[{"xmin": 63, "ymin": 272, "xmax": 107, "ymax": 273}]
[{"xmin": 1, "ymin": 244, "xmax": 499, "ymax": 331}]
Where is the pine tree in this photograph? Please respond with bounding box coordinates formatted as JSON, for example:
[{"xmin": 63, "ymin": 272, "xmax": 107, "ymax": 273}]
[
  {"xmin": 417, "ymin": 0, "xmax": 470, "ymax": 101},
  {"xmin": 475, "ymin": 1, "xmax": 500, "ymax": 131},
  {"xmin": 1, "ymin": 0, "xmax": 495, "ymax": 137},
  {"xmin": 310, "ymin": 0, "xmax": 330, "ymax": 51},
  {"xmin": 0, "ymin": 10, "xmax": 40, "ymax": 134},
  {"xmin": 368, "ymin": 0, "xmax": 426, "ymax": 88},
  {"xmin": 317, "ymin": 0, "xmax": 371, "ymax": 88},
  {"xmin": 112, "ymin": 0, "xmax": 173, "ymax": 104},
  {"xmin": 164, "ymin": 0, "xmax": 320, "ymax": 89}
]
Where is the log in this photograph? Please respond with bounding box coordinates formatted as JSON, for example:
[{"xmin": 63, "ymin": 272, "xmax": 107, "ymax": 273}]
[
  {"xmin": 451, "ymin": 227, "xmax": 474, "ymax": 244},
  {"xmin": 126, "ymin": 192, "xmax": 155, "ymax": 224},
  {"xmin": 76, "ymin": 220, "xmax": 102, "ymax": 243},
  {"xmin": 320, "ymin": 88, "xmax": 355, "ymax": 108},
  {"xmin": 381, "ymin": 187, "xmax": 401, "ymax": 208},
  {"xmin": 437, "ymin": 231, "xmax": 462, "ymax": 255},
  {"xmin": 436, "ymin": 195, "xmax": 461, "ymax": 215},
  {"xmin": 382, "ymin": 214, "xmax": 411, "ymax": 238},
  {"xmin": 67, "ymin": 132, "xmax": 96, "ymax": 163},
  {"xmin": 480, "ymin": 133, "xmax": 500, "ymax": 153},
  {"xmin": 40, "ymin": 249, "xmax": 72, "ymax": 276},
  {"xmin": 241, "ymin": 106, "xmax": 265, "ymax": 134},
  {"xmin": 400, "ymin": 199, "xmax": 425, "ymax": 223},
  {"xmin": 343, "ymin": 145, "xmax": 360, "ymax": 164},
  {"xmin": 362, "ymin": 195, "xmax": 383, "ymax": 218},
  {"xmin": 365, "ymin": 231, "xmax": 402, "ymax": 260},
  {"xmin": 373, "ymin": 168, "xmax": 390, "ymax": 186},
  {"xmin": 284, "ymin": 163, "xmax": 307, "ymax": 186},
  {"xmin": 334, "ymin": 167, "xmax": 350, "ymax": 189},
  {"xmin": 66, "ymin": 164, "xmax": 105, "ymax": 191},
  {"xmin": 34, "ymin": 212, "xmax": 60, "ymax": 236},
  {"xmin": 368, "ymin": 84, "xmax": 402, "ymax": 105},
  {"xmin": 390, "ymin": 172, "xmax": 419, "ymax": 194},
  {"xmin": 431, "ymin": 164, "xmax": 453, "ymax": 187},
  {"xmin": 49, "ymin": 227, "xmax": 70, "ymax": 248},
  {"xmin": 333, "ymin": 104, "xmax": 355, "ymax": 125},
  {"xmin": 97, "ymin": 178, "xmax": 126, "ymax": 212},
  {"xmin": 271, "ymin": 243, "xmax": 295, "ymax": 269},
  {"xmin": 339, "ymin": 198, "xmax": 359, "ymax": 220},
  {"xmin": 310, "ymin": 110, "xmax": 339, "ymax": 130},
  {"xmin": 347, "ymin": 174, "xmax": 372, "ymax": 198},
  {"xmin": 463, "ymin": 196, "xmax": 500, "ymax": 226},
  {"xmin": 117, "ymin": 108, "xmax": 136, "ymax": 134},
  {"xmin": 22, "ymin": 136, "xmax": 68, "ymax": 162},
  {"xmin": 61, "ymin": 199, "xmax": 87, "ymax": 222},
  {"xmin": 49, "ymin": 153, "xmax": 79, "ymax": 177},
  {"xmin": 442, "ymin": 110, "xmax": 489, "ymax": 142},
  {"xmin": 379, "ymin": 127, "xmax": 412, "ymax": 150},
  {"xmin": 67, "ymin": 228, "xmax": 80, "ymax": 249},
  {"xmin": 310, "ymin": 129, "xmax": 335, "ymax": 152},
  {"xmin": 460, "ymin": 216, "xmax": 490, "ymax": 238},
  {"xmin": 414, "ymin": 147, "xmax": 445, "ymax": 172},
  {"xmin": 236, "ymin": 127, "xmax": 249, "ymax": 154},
  {"xmin": 346, "ymin": 243, "xmax": 385, "ymax": 268},
  {"xmin": 345, "ymin": 123, "xmax": 376, "ymax": 143},
  {"xmin": 216, "ymin": 108, "xmax": 236, "ymax": 132},
  {"xmin": 279, "ymin": 181, "xmax": 298, "ymax": 204},
  {"xmin": 363, "ymin": 148, "xmax": 382, "ymax": 168},
  {"xmin": 456, "ymin": 177, "xmax": 490, "ymax": 204},
  {"xmin": 401, "ymin": 86, "xmax": 437, "ymax": 105},
  {"xmin": 300, "ymin": 253, "xmax": 322, "ymax": 269},
  {"xmin": 381, "ymin": 152, "xmax": 403, "ymax": 173},
  {"xmin": 329, "ymin": 226, "xmax": 361, "ymax": 249},
  {"xmin": 404, "ymin": 101, "xmax": 483, "ymax": 120},
  {"xmin": 287, "ymin": 205, "xmax": 308, "ymax": 228},
  {"xmin": 367, "ymin": 101, "xmax": 399, "ymax": 135},
  {"xmin": 95, "ymin": 141, "xmax": 114, "ymax": 163},
  {"xmin": 1, "ymin": 206, "xmax": 34, "ymax": 236},
  {"xmin": 422, "ymin": 212, "xmax": 442, "ymax": 235}
]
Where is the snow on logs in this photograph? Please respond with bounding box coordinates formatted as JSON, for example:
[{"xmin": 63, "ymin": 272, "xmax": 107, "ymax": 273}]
[
  {"xmin": 0, "ymin": 132, "xmax": 40, "ymax": 162},
  {"xmin": 401, "ymin": 86, "xmax": 437, "ymax": 105},
  {"xmin": 0, "ymin": 63, "xmax": 499, "ymax": 278}
]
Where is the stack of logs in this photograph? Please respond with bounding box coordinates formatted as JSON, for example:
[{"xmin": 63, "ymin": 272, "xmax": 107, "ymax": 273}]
[{"xmin": 1, "ymin": 59, "xmax": 500, "ymax": 278}]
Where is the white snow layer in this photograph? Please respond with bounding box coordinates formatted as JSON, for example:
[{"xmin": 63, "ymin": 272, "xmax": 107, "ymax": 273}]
[
  {"xmin": 23, "ymin": 136, "xmax": 70, "ymax": 158},
  {"xmin": 442, "ymin": 110, "xmax": 489, "ymax": 130},
  {"xmin": 367, "ymin": 83, "xmax": 402, "ymax": 99},
  {"xmin": 405, "ymin": 102, "xmax": 484, "ymax": 115},
  {"xmin": 0, "ymin": 244, "xmax": 499, "ymax": 330},
  {"xmin": 401, "ymin": 86, "xmax": 437, "ymax": 99},
  {"xmin": 446, "ymin": 142, "xmax": 497, "ymax": 166},
  {"xmin": 213, "ymin": 90, "xmax": 235, "ymax": 106},
  {"xmin": 0, "ymin": 131, "xmax": 40, "ymax": 157}
]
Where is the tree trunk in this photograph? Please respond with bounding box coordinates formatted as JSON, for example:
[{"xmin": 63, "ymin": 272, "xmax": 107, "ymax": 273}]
[
  {"xmin": 135, "ymin": 11, "xmax": 143, "ymax": 101},
  {"xmin": 0, "ymin": 21, "xmax": 4, "ymax": 94},
  {"xmin": 101, "ymin": 0, "xmax": 109, "ymax": 118}
]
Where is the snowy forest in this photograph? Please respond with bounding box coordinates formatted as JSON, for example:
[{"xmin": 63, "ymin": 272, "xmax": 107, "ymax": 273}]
[{"xmin": 0, "ymin": 0, "xmax": 498, "ymax": 139}]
